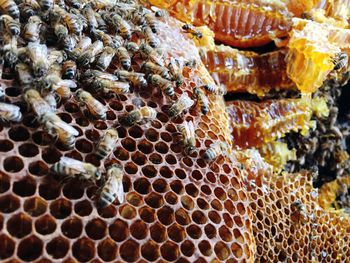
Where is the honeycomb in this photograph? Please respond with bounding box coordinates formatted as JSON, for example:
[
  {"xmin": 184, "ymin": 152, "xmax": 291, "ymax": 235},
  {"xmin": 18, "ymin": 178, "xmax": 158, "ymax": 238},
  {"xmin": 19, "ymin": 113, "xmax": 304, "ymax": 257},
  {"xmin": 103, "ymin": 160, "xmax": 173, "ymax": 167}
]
[{"xmin": 0, "ymin": 3, "xmax": 256, "ymax": 262}]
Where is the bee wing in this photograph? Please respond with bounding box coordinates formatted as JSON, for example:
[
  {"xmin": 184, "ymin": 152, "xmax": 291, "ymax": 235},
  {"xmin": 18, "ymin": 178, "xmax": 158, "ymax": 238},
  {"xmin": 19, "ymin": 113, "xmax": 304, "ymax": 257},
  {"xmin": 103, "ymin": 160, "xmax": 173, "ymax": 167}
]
[
  {"xmin": 187, "ymin": 120, "xmax": 196, "ymax": 138},
  {"xmin": 179, "ymin": 92, "xmax": 194, "ymax": 108},
  {"xmin": 60, "ymin": 156, "xmax": 87, "ymax": 174},
  {"xmin": 114, "ymin": 175, "xmax": 124, "ymax": 204},
  {"xmin": 57, "ymin": 79, "xmax": 77, "ymax": 89},
  {"xmin": 54, "ymin": 119, "xmax": 79, "ymax": 136}
]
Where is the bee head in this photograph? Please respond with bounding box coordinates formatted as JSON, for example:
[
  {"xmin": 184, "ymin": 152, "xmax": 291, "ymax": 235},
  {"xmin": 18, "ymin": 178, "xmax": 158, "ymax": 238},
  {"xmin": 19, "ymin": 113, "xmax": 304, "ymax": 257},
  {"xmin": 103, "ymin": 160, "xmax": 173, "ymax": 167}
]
[
  {"xmin": 34, "ymin": 62, "xmax": 48, "ymax": 78},
  {"xmin": 185, "ymin": 146, "xmax": 196, "ymax": 155}
]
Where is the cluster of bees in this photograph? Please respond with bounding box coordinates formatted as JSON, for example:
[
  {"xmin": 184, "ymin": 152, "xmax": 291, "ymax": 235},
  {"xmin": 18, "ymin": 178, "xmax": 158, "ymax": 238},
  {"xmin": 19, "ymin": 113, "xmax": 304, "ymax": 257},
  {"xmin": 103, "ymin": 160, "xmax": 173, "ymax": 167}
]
[{"xmin": 0, "ymin": 0, "xmax": 230, "ymax": 207}]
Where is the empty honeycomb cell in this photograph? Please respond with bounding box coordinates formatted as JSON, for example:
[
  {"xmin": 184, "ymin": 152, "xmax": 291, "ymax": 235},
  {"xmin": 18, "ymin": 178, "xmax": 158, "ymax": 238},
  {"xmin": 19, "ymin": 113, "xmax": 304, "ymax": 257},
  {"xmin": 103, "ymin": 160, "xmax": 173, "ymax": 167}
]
[
  {"xmin": 168, "ymin": 223, "xmax": 185, "ymax": 242},
  {"xmin": 85, "ymin": 218, "xmax": 107, "ymax": 240},
  {"xmin": 160, "ymin": 132, "xmax": 172, "ymax": 142},
  {"xmin": 85, "ymin": 129, "xmax": 100, "ymax": 142},
  {"xmin": 160, "ymin": 241, "xmax": 180, "ymax": 261},
  {"xmin": 17, "ymin": 235, "xmax": 43, "ymax": 261},
  {"xmin": 145, "ymin": 128, "xmax": 159, "ymax": 142},
  {"xmin": 192, "ymin": 210, "xmax": 207, "ymax": 224},
  {"xmin": 8, "ymin": 126, "xmax": 30, "ymax": 141},
  {"xmin": 145, "ymin": 192, "xmax": 164, "ymax": 208},
  {"xmin": 139, "ymin": 206, "xmax": 156, "ymax": 223},
  {"xmin": 109, "ymin": 219, "xmax": 129, "ymax": 242},
  {"xmin": 165, "ymin": 192, "xmax": 178, "ymax": 205},
  {"xmin": 134, "ymin": 177, "xmax": 151, "ymax": 195},
  {"xmin": 0, "ymin": 234, "xmax": 15, "ymax": 259},
  {"xmin": 50, "ymin": 198, "xmax": 72, "ymax": 219},
  {"xmin": 72, "ymin": 237, "xmax": 96, "ymax": 262},
  {"xmin": 13, "ymin": 176, "xmax": 36, "ymax": 197},
  {"xmin": 61, "ymin": 217, "xmax": 83, "ymax": 238},
  {"xmin": 7, "ymin": 212, "xmax": 32, "ymax": 238},
  {"xmin": 160, "ymin": 166, "xmax": 173, "ymax": 178},
  {"xmin": 131, "ymin": 151, "xmax": 147, "ymax": 165},
  {"xmin": 35, "ymin": 214, "xmax": 56, "ymax": 235},
  {"xmin": 64, "ymin": 102, "xmax": 80, "ymax": 113},
  {"xmin": 201, "ymin": 185, "xmax": 212, "ymax": 196},
  {"xmin": 170, "ymin": 180, "xmax": 184, "ymax": 194},
  {"xmin": 0, "ymin": 139, "xmax": 14, "ymax": 152},
  {"xmin": 191, "ymin": 170, "xmax": 203, "ymax": 181},
  {"xmin": 214, "ymin": 187, "xmax": 227, "ymax": 201},
  {"xmin": 141, "ymin": 240, "xmax": 160, "ymax": 261},
  {"xmin": 224, "ymin": 200, "xmax": 235, "ymax": 214},
  {"xmin": 3, "ymin": 156, "xmax": 24, "ymax": 173},
  {"xmin": 106, "ymin": 110, "xmax": 116, "ymax": 120},
  {"xmin": 209, "ymin": 211, "xmax": 221, "ymax": 224},
  {"xmin": 62, "ymin": 180, "xmax": 84, "ymax": 200},
  {"xmin": 231, "ymin": 242, "xmax": 243, "ymax": 259},
  {"xmin": 94, "ymin": 120, "xmax": 108, "ymax": 130},
  {"xmin": 149, "ymin": 153, "xmax": 163, "ymax": 164},
  {"xmin": 76, "ymin": 117, "xmax": 90, "ymax": 127},
  {"xmin": 130, "ymin": 220, "xmax": 148, "ymax": 240},
  {"xmin": 129, "ymin": 125, "xmax": 144, "ymax": 138},
  {"xmin": 219, "ymin": 225, "xmax": 233, "ymax": 242},
  {"xmin": 0, "ymin": 194, "xmax": 20, "ymax": 213},
  {"xmin": 211, "ymin": 199, "xmax": 223, "ymax": 211},
  {"xmin": 85, "ymin": 154, "xmax": 101, "ymax": 167},
  {"xmin": 74, "ymin": 200, "xmax": 93, "ymax": 217},
  {"xmin": 121, "ymin": 138, "xmax": 136, "ymax": 151},
  {"xmin": 198, "ymin": 240, "xmax": 212, "ymax": 257},
  {"xmin": 151, "ymin": 120, "xmax": 162, "ymax": 129},
  {"xmin": 38, "ymin": 181, "xmax": 60, "ymax": 200},
  {"xmin": 0, "ymin": 172, "xmax": 10, "ymax": 193},
  {"xmin": 152, "ymin": 179, "xmax": 168, "ymax": 193},
  {"xmin": 181, "ymin": 196, "xmax": 194, "ymax": 210},
  {"xmin": 114, "ymin": 147, "xmax": 130, "ymax": 161},
  {"xmin": 138, "ymin": 139, "xmax": 154, "ymax": 154},
  {"xmin": 157, "ymin": 112, "xmax": 169, "ymax": 123},
  {"xmin": 181, "ymin": 157, "xmax": 192, "ymax": 167},
  {"xmin": 65, "ymin": 150, "xmax": 83, "ymax": 161},
  {"xmin": 126, "ymin": 192, "xmax": 143, "ymax": 207},
  {"xmin": 58, "ymin": 113, "xmax": 73, "ymax": 123},
  {"xmin": 197, "ymin": 198, "xmax": 210, "ymax": 210},
  {"xmin": 214, "ymin": 241, "xmax": 230, "ymax": 260},
  {"xmin": 186, "ymin": 224, "xmax": 202, "ymax": 239},
  {"xmin": 175, "ymin": 169, "xmax": 186, "ymax": 180},
  {"xmin": 97, "ymin": 238, "xmax": 118, "ymax": 262},
  {"xmin": 22, "ymin": 114, "xmax": 40, "ymax": 128},
  {"xmin": 196, "ymin": 129, "xmax": 205, "ymax": 139},
  {"xmin": 119, "ymin": 204, "xmax": 137, "ymax": 220},
  {"xmin": 28, "ymin": 161, "xmax": 49, "ymax": 177},
  {"xmin": 155, "ymin": 142, "xmax": 169, "ymax": 154},
  {"xmin": 41, "ymin": 147, "xmax": 62, "ymax": 164},
  {"xmin": 32, "ymin": 131, "xmax": 53, "ymax": 146},
  {"xmin": 75, "ymin": 139, "xmax": 93, "ymax": 153},
  {"xmin": 181, "ymin": 240, "xmax": 195, "ymax": 257},
  {"xmin": 46, "ymin": 236, "xmax": 70, "ymax": 259},
  {"xmin": 175, "ymin": 208, "xmax": 191, "ymax": 226},
  {"xmin": 24, "ymin": 197, "xmax": 47, "ymax": 217},
  {"xmin": 109, "ymin": 100, "xmax": 124, "ymax": 111}
]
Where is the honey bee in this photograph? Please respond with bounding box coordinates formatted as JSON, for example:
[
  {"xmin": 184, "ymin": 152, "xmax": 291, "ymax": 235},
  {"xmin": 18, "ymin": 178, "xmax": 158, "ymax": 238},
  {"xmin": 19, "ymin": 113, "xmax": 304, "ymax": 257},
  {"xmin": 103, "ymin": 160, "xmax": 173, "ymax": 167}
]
[
  {"xmin": 116, "ymin": 46, "xmax": 131, "ymax": 70},
  {"xmin": 203, "ymin": 83, "xmax": 227, "ymax": 96},
  {"xmin": 0, "ymin": 14, "xmax": 20, "ymax": 36},
  {"xmin": 149, "ymin": 74, "xmax": 174, "ymax": 96},
  {"xmin": 103, "ymin": 13, "xmax": 131, "ymax": 39},
  {"xmin": 91, "ymin": 29, "xmax": 123, "ymax": 49},
  {"xmin": 291, "ymin": 200, "xmax": 308, "ymax": 225},
  {"xmin": 333, "ymin": 52, "xmax": 348, "ymax": 71},
  {"xmin": 53, "ymin": 24, "xmax": 76, "ymax": 51},
  {"xmin": 76, "ymin": 89, "xmax": 107, "ymax": 120},
  {"xmin": 16, "ymin": 63, "xmax": 33, "ymax": 85},
  {"xmin": 41, "ymin": 75, "xmax": 76, "ymax": 100},
  {"xmin": 94, "ymin": 12, "xmax": 108, "ymax": 32},
  {"xmin": 203, "ymin": 141, "xmax": 228, "ymax": 161},
  {"xmin": 69, "ymin": 36, "xmax": 92, "ymax": 60},
  {"xmin": 81, "ymin": 4, "xmax": 98, "ymax": 30},
  {"xmin": 41, "ymin": 112, "xmax": 79, "ymax": 148},
  {"xmin": 0, "ymin": 102, "xmax": 22, "ymax": 122},
  {"xmin": 144, "ymin": 12, "xmax": 157, "ymax": 33},
  {"xmin": 177, "ymin": 120, "xmax": 196, "ymax": 155},
  {"xmin": 23, "ymin": 15, "xmax": 42, "ymax": 42},
  {"xmin": 122, "ymin": 106, "xmax": 157, "ymax": 126},
  {"xmin": 98, "ymin": 164, "xmax": 124, "ymax": 207},
  {"xmin": 26, "ymin": 42, "xmax": 48, "ymax": 77},
  {"xmin": 77, "ymin": 40, "xmax": 104, "ymax": 66},
  {"xmin": 193, "ymin": 87, "xmax": 209, "ymax": 115},
  {"xmin": 61, "ymin": 10, "xmax": 83, "ymax": 36},
  {"xmin": 62, "ymin": 60, "xmax": 77, "ymax": 79},
  {"xmin": 139, "ymin": 43, "xmax": 164, "ymax": 66},
  {"xmin": 52, "ymin": 156, "xmax": 101, "ymax": 183},
  {"xmin": 95, "ymin": 128, "xmax": 119, "ymax": 159},
  {"xmin": 96, "ymin": 46, "xmax": 115, "ymax": 71},
  {"xmin": 84, "ymin": 69, "xmax": 119, "ymax": 82},
  {"xmin": 143, "ymin": 26, "xmax": 159, "ymax": 48},
  {"xmin": 23, "ymin": 88, "xmax": 53, "ymax": 118},
  {"xmin": 168, "ymin": 57, "xmax": 183, "ymax": 87},
  {"xmin": 141, "ymin": 61, "xmax": 170, "ymax": 79},
  {"xmin": 168, "ymin": 92, "xmax": 194, "ymax": 117},
  {"xmin": 43, "ymin": 93, "xmax": 57, "ymax": 112},
  {"xmin": 126, "ymin": 6, "xmax": 145, "ymax": 26},
  {"xmin": 115, "ymin": 70, "xmax": 147, "ymax": 88},
  {"xmin": 37, "ymin": 0, "xmax": 53, "ymax": 11},
  {"xmin": 182, "ymin": 23, "xmax": 202, "ymax": 39},
  {"xmin": 125, "ymin": 42, "xmax": 139, "ymax": 53},
  {"xmin": 0, "ymin": 0, "xmax": 19, "ymax": 19},
  {"xmin": 2, "ymin": 32, "xmax": 18, "ymax": 66},
  {"xmin": 47, "ymin": 49, "xmax": 67, "ymax": 66}
]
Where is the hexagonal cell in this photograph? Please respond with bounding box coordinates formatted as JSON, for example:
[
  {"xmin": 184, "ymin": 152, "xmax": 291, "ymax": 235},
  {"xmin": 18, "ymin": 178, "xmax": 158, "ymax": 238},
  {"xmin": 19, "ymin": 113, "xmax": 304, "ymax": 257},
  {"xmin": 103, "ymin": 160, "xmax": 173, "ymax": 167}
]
[
  {"xmin": 134, "ymin": 177, "xmax": 151, "ymax": 195},
  {"xmin": 138, "ymin": 139, "xmax": 154, "ymax": 154},
  {"xmin": 19, "ymin": 143, "xmax": 39, "ymax": 157},
  {"xmin": 62, "ymin": 179, "xmax": 84, "ymax": 200},
  {"xmin": 41, "ymin": 147, "xmax": 62, "ymax": 164},
  {"xmin": 131, "ymin": 151, "xmax": 147, "ymax": 165},
  {"xmin": 141, "ymin": 240, "xmax": 160, "ymax": 261},
  {"xmin": 157, "ymin": 206, "xmax": 175, "ymax": 226},
  {"xmin": 13, "ymin": 176, "xmax": 36, "ymax": 197},
  {"xmin": 145, "ymin": 128, "xmax": 159, "ymax": 142},
  {"xmin": 0, "ymin": 194, "xmax": 20, "ymax": 213},
  {"xmin": 98, "ymin": 238, "xmax": 118, "ymax": 262},
  {"xmin": 72, "ymin": 237, "xmax": 96, "ymax": 262},
  {"xmin": 168, "ymin": 223, "xmax": 186, "ymax": 242},
  {"xmin": 160, "ymin": 241, "xmax": 180, "ymax": 261},
  {"xmin": 75, "ymin": 138, "xmax": 93, "ymax": 153},
  {"xmin": 0, "ymin": 234, "xmax": 15, "ymax": 259},
  {"xmin": 28, "ymin": 161, "xmax": 49, "ymax": 177},
  {"xmin": 142, "ymin": 165, "xmax": 157, "ymax": 178},
  {"xmin": 0, "ymin": 172, "xmax": 10, "ymax": 193},
  {"xmin": 126, "ymin": 191, "xmax": 143, "ymax": 207},
  {"xmin": 7, "ymin": 212, "xmax": 32, "ymax": 238},
  {"xmin": 181, "ymin": 240, "xmax": 195, "ymax": 257},
  {"xmin": 85, "ymin": 218, "xmax": 107, "ymax": 240},
  {"xmin": 74, "ymin": 200, "xmax": 93, "ymax": 217},
  {"xmin": 139, "ymin": 206, "xmax": 156, "ymax": 223},
  {"xmin": 119, "ymin": 204, "xmax": 137, "ymax": 219},
  {"xmin": 39, "ymin": 181, "xmax": 61, "ymax": 200},
  {"xmin": 3, "ymin": 156, "xmax": 24, "ymax": 173},
  {"xmin": 109, "ymin": 219, "xmax": 129, "ymax": 242},
  {"xmin": 50, "ymin": 198, "xmax": 72, "ymax": 219},
  {"xmin": 0, "ymin": 139, "xmax": 13, "ymax": 152},
  {"xmin": 17, "ymin": 235, "xmax": 43, "ymax": 261},
  {"xmin": 214, "ymin": 241, "xmax": 230, "ymax": 260},
  {"xmin": 198, "ymin": 240, "xmax": 212, "ymax": 257},
  {"xmin": 8, "ymin": 126, "xmax": 30, "ymax": 141},
  {"xmin": 35, "ymin": 214, "xmax": 57, "ymax": 235},
  {"xmin": 46, "ymin": 236, "xmax": 70, "ymax": 259},
  {"xmin": 32, "ymin": 131, "xmax": 54, "ymax": 146},
  {"xmin": 120, "ymin": 239, "xmax": 140, "ymax": 262},
  {"xmin": 128, "ymin": 125, "xmax": 144, "ymax": 138},
  {"xmin": 130, "ymin": 220, "xmax": 148, "ymax": 240},
  {"xmin": 186, "ymin": 224, "xmax": 202, "ymax": 239},
  {"xmin": 23, "ymin": 196, "xmax": 47, "ymax": 217},
  {"xmin": 121, "ymin": 137, "xmax": 136, "ymax": 151},
  {"xmin": 165, "ymin": 191, "xmax": 178, "ymax": 205},
  {"xmin": 61, "ymin": 217, "xmax": 83, "ymax": 239},
  {"xmin": 114, "ymin": 146, "xmax": 130, "ymax": 161}
]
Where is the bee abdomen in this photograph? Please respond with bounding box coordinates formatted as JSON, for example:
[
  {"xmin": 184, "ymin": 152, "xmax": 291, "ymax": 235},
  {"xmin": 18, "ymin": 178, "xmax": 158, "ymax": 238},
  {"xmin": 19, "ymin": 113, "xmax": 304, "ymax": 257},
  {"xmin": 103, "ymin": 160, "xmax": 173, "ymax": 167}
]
[{"xmin": 98, "ymin": 191, "xmax": 115, "ymax": 208}]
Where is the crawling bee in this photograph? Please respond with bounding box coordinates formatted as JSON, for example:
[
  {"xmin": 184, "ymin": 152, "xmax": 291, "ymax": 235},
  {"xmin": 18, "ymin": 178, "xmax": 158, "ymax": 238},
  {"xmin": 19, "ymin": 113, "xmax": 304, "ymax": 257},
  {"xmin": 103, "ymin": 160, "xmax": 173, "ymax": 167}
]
[
  {"xmin": 23, "ymin": 88, "xmax": 53, "ymax": 118},
  {"xmin": 193, "ymin": 87, "xmax": 209, "ymax": 115},
  {"xmin": 139, "ymin": 43, "xmax": 164, "ymax": 66},
  {"xmin": 0, "ymin": 102, "xmax": 22, "ymax": 122},
  {"xmin": 291, "ymin": 200, "xmax": 308, "ymax": 225},
  {"xmin": 65, "ymin": 0, "xmax": 81, "ymax": 9},
  {"xmin": 77, "ymin": 40, "xmax": 104, "ymax": 67},
  {"xmin": 2, "ymin": 32, "xmax": 18, "ymax": 66},
  {"xmin": 92, "ymin": 29, "xmax": 123, "ymax": 49},
  {"xmin": 333, "ymin": 52, "xmax": 348, "ymax": 71},
  {"xmin": 168, "ymin": 57, "xmax": 183, "ymax": 87},
  {"xmin": 69, "ymin": 36, "xmax": 91, "ymax": 60},
  {"xmin": 81, "ymin": 4, "xmax": 97, "ymax": 29},
  {"xmin": 94, "ymin": 12, "xmax": 108, "ymax": 32},
  {"xmin": 52, "ymin": 156, "xmax": 101, "ymax": 183},
  {"xmin": 150, "ymin": 74, "xmax": 174, "ymax": 96},
  {"xmin": 143, "ymin": 26, "xmax": 159, "ymax": 48},
  {"xmin": 18, "ymin": 1, "xmax": 39, "ymax": 21},
  {"xmin": 43, "ymin": 93, "xmax": 57, "ymax": 112},
  {"xmin": 203, "ymin": 83, "xmax": 227, "ymax": 95},
  {"xmin": 203, "ymin": 141, "xmax": 228, "ymax": 161},
  {"xmin": 116, "ymin": 46, "xmax": 131, "ymax": 70},
  {"xmin": 38, "ymin": 0, "xmax": 53, "ymax": 11},
  {"xmin": 182, "ymin": 23, "xmax": 202, "ymax": 39},
  {"xmin": 0, "ymin": 0, "xmax": 19, "ymax": 19},
  {"xmin": 177, "ymin": 120, "xmax": 196, "ymax": 155},
  {"xmin": 98, "ymin": 164, "xmax": 124, "ymax": 208},
  {"xmin": 144, "ymin": 12, "xmax": 157, "ymax": 33},
  {"xmin": 62, "ymin": 60, "xmax": 77, "ymax": 79},
  {"xmin": 125, "ymin": 42, "xmax": 139, "ymax": 53},
  {"xmin": 60, "ymin": 9, "xmax": 83, "ymax": 35},
  {"xmin": 0, "ymin": 14, "xmax": 20, "ymax": 36},
  {"xmin": 16, "ymin": 63, "xmax": 33, "ymax": 85},
  {"xmin": 41, "ymin": 75, "xmax": 76, "ymax": 100},
  {"xmin": 76, "ymin": 89, "xmax": 107, "ymax": 120},
  {"xmin": 88, "ymin": 76, "xmax": 130, "ymax": 95},
  {"xmin": 103, "ymin": 13, "xmax": 131, "ymax": 39},
  {"xmin": 95, "ymin": 128, "xmax": 119, "ymax": 159},
  {"xmin": 115, "ymin": 70, "xmax": 147, "ymax": 88},
  {"xmin": 54, "ymin": 24, "xmax": 76, "ymax": 51},
  {"xmin": 96, "ymin": 46, "xmax": 115, "ymax": 71},
  {"xmin": 141, "ymin": 61, "xmax": 170, "ymax": 79},
  {"xmin": 127, "ymin": 6, "xmax": 145, "ymax": 26},
  {"xmin": 84, "ymin": 69, "xmax": 119, "ymax": 82},
  {"xmin": 26, "ymin": 42, "xmax": 48, "ymax": 77},
  {"xmin": 47, "ymin": 50, "xmax": 67, "ymax": 66},
  {"xmin": 168, "ymin": 92, "xmax": 194, "ymax": 117},
  {"xmin": 41, "ymin": 112, "xmax": 79, "ymax": 148},
  {"xmin": 23, "ymin": 15, "xmax": 42, "ymax": 42},
  {"xmin": 122, "ymin": 106, "xmax": 157, "ymax": 126}
]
